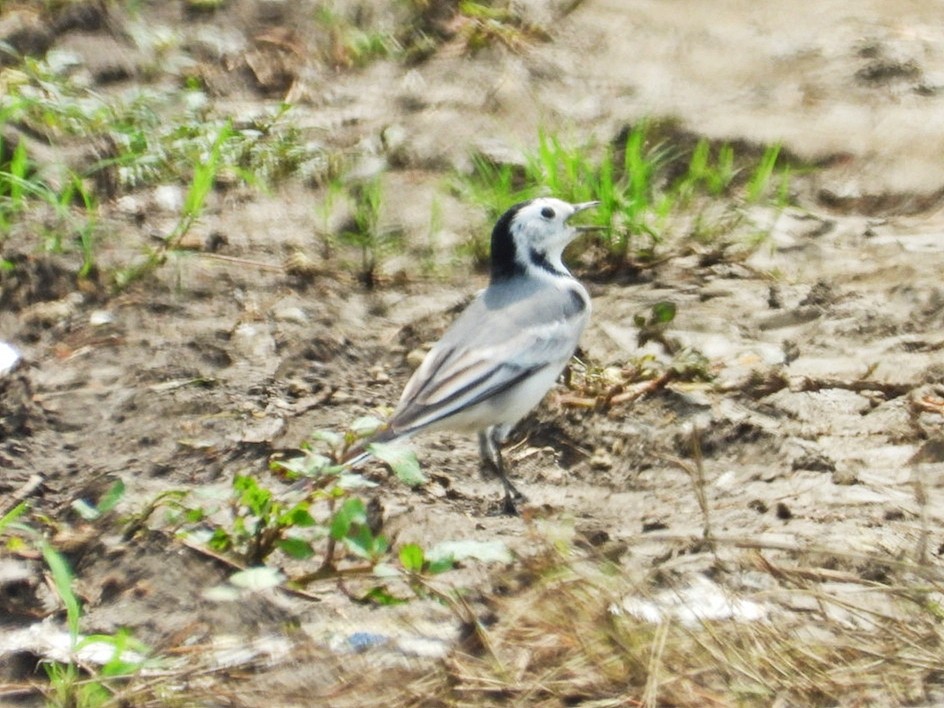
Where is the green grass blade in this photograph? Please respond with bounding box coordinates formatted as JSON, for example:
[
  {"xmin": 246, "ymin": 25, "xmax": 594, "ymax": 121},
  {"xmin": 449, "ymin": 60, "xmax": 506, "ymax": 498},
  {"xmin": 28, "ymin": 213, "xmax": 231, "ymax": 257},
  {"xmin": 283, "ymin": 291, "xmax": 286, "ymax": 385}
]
[{"xmin": 41, "ymin": 542, "xmax": 82, "ymax": 644}]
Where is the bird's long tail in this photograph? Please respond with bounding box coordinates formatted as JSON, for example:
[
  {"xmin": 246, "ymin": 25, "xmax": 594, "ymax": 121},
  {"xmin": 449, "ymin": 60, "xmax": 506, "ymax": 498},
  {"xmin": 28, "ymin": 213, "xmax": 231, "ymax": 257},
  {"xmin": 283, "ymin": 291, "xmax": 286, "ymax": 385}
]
[{"xmin": 340, "ymin": 424, "xmax": 398, "ymax": 467}]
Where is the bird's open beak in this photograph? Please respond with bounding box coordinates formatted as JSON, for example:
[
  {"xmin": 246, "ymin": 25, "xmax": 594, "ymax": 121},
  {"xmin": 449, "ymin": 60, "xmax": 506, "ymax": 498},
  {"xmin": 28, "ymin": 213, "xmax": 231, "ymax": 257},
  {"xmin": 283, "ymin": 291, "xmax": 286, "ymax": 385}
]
[
  {"xmin": 567, "ymin": 201, "xmax": 600, "ymax": 220},
  {"xmin": 568, "ymin": 201, "xmax": 601, "ymax": 231}
]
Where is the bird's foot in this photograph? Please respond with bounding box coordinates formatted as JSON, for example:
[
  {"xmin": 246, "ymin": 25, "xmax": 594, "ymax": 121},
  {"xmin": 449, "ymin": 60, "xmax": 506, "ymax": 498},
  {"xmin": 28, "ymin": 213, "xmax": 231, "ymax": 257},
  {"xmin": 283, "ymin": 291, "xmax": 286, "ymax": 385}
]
[{"xmin": 487, "ymin": 490, "xmax": 527, "ymax": 517}]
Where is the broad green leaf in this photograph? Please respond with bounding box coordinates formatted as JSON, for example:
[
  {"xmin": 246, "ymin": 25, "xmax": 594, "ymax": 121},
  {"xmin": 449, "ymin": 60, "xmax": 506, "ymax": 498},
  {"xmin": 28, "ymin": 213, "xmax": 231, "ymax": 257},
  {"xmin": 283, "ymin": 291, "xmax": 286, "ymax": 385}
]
[
  {"xmin": 368, "ymin": 442, "xmax": 426, "ymax": 487},
  {"xmin": 344, "ymin": 525, "xmax": 376, "ymax": 559},
  {"xmin": 329, "ymin": 497, "xmax": 366, "ymax": 540},
  {"xmin": 398, "ymin": 543, "xmax": 425, "ymax": 572},
  {"xmin": 651, "ymin": 301, "xmax": 676, "ymax": 324},
  {"xmin": 278, "ymin": 537, "xmax": 315, "ymax": 560},
  {"xmin": 282, "ymin": 504, "xmax": 316, "ymax": 527},
  {"xmin": 427, "ymin": 557, "xmax": 454, "ymax": 575},
  {"xmin": 361, "ymin": 585, "xmax": 407, "ymax": 606}
]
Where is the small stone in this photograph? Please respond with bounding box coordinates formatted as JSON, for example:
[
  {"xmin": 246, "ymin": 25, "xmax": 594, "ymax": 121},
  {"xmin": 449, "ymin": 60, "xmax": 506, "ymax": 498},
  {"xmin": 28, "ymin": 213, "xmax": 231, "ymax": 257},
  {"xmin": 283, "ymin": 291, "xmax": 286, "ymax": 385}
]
[
  {"xmin": 0, "ymin": 11, "xmax": 53, "ymax": 65},
  {"xmin": 791, "ymin": 452, "xmax": 836, "ymax": 473},
  {"xmin": 89, "ymin": 310, "xmax": 115, "ymax": 327},
  {"xmin": 0, "ymin": 341, "xmax": 21, "ymax": 376},
  {"xmin": 589, "ymin": 448, "xmax": 613, "ymax": 470},
  {"xmin": 116, "ymin": 195, "xmax": 144, "ymax": 217},
  {"xmin": 152, "ymin": 184, "xmax": 185, "ymax": 214},
  {"xmin": 283, "ymin": 250, "xmax": 320, "ymax": 278},
  {"xmin": 231, "ymin": 322, "xmax": 276, "ymax": 362},
  {"xmin": 273, "ymin": 306, "xmax": 308, "ymax": 325},
  {"xmin": 368, "ymin": 365, "xmax": 390, "ymax": 383},
  {"xmin": 23, "ymin": 293, "xmax": 83, "ymax": 326},
  {"xmin": 748, "ymin": 499, "xmax": 768, "ymax": 514},
  {"xmin": 831, "ymin": 468, "xmax": 859, "ymax": 486},
  {"xmin": 641, "ymin": 518, "xmax": 669, "ymax": 533}
]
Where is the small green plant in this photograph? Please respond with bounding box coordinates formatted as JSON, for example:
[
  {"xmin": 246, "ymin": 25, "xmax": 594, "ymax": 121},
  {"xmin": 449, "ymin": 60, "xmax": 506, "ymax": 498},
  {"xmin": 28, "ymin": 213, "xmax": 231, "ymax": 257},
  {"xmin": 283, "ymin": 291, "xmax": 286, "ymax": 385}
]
[
  {"xmin": 208, "ymin": 473, "xmax": 319, "ymax": 565},
  {"xmin": 1, "ymin": 503, "xmax": 150, "ymax": 708},
  {"xmin": 457, "ymin": 125, "xmax": 796, "ymax": 269},
  {"xmin": 745, "ymin": 143, "xmax": 782, "ymax": 203},
  {"xmin": 179, "ymin": 418, "xmax": 504, "ymax": 604},
  {"xmin": 327, "ymin": 176, "xmax": 406, "ymax": 288},
  {"xmin": 315, "ymin": 5, "xmax": 401, "ymax": 68}
]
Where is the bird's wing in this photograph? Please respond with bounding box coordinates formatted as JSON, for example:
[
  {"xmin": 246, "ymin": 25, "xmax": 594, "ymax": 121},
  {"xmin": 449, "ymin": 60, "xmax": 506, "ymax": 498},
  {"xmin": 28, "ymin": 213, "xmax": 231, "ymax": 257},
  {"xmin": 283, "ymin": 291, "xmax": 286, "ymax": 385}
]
[{"xmin": 388, "ymin": 287, "xmax": 586, "ymax": 436}]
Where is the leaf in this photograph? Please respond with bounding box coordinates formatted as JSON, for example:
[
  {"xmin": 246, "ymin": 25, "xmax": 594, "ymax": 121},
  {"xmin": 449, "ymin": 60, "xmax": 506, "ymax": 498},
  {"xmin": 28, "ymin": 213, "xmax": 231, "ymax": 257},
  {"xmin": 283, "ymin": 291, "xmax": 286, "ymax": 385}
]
[
  {"xmin": 271, "ymin": 453, "xmax": 337, "ymax": 478},
  {"xmin": 427, "ymin": 539, "xmax": 512, "ymax": 565},
  {"xmin": 361, "ymin": 585, "xmax": 408, "ymax": 606},
  {"xmin": 651, "ymin": 301, "xmax": 676, "ymax": 324},
  {"xmin": 329, "ymin": 497, "xmax": 366, "ymax": 540},
  {"xmin": 96, "ymin": 479, "xmax": 126, "ymax": 514},
  {"xmin": 229, "ymin": 566, "xmax": 285, "ymax": 590},
  {"xmin": 278, "ymin": 537, "xmax": 315, "ymax": 560},
  {"xmin": 344, "ymin": 525, "xmax": 387, "ymax": 560},
  {"xmin": 208, "ymin": 527, "xmax": 232, "ymax": 552},
  {"xmin": 398, "ymin": 543, "xmax": 425, "ymax": 572},
  {"xmin": 282, "ymin": 504, "xmax": 316, "ymax": 527},
  {"xmin": 41, "ymin": 542, "xmax": 81, "ymax": 643},
  {"xmin": 310, "ymin": 429, "xmax": 344, "ymax": 448},
  {"xmin": 427, "ymin": 557, "xmax": 455, "ymax": 575},
  {"xmin": 350, "ymin": 415, "xmax": 384, "ymax": 436},
  {"xmin": 0, "ymin": 501, "xmax": 28, "ymax": 532},
  {"xmin": 368, "ymin": 442, "xmax": 426, "ymax": 487},
  {"xmin": 337, "ymin": 472, "xmax": 379, "ymax": 489}
]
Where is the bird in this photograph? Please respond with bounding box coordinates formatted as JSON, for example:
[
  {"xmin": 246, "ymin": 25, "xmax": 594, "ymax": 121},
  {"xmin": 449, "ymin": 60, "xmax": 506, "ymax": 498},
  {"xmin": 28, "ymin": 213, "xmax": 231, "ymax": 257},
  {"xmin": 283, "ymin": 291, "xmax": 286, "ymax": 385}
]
[{"xmin": 354, "ymin": 197, "xmax": 598, "ymax": 514}]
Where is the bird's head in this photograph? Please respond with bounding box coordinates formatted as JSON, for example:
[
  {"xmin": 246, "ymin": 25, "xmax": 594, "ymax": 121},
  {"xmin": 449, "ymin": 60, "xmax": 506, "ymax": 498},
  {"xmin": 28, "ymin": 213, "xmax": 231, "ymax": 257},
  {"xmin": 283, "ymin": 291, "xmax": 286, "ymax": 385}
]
[{"xmin": 489, "ymin": 197, "xmax": 599, "ymax": 281}]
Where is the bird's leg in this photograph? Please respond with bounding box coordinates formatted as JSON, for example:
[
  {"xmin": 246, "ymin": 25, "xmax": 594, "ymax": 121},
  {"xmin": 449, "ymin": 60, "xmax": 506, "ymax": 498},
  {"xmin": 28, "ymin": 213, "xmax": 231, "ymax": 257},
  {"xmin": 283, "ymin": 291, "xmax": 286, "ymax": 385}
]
[{"xmin": 478, "ymin": 428, "xmax": 526, "ymax": 515}]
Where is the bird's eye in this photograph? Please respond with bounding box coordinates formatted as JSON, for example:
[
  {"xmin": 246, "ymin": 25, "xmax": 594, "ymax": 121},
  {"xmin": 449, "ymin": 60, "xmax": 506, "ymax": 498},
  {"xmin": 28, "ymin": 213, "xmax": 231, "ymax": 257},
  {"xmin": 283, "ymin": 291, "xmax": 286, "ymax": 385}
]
[{"xmin": 540, "ymin": 206, "xmax": 555, "ymax": 219}]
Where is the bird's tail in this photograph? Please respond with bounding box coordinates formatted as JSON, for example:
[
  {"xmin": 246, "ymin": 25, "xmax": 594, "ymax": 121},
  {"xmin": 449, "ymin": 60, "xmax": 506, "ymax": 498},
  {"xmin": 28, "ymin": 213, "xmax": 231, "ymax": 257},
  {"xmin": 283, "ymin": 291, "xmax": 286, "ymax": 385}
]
[{"xmin": 340, "ymin": 423, "xmax": 398, "ymax": 467}]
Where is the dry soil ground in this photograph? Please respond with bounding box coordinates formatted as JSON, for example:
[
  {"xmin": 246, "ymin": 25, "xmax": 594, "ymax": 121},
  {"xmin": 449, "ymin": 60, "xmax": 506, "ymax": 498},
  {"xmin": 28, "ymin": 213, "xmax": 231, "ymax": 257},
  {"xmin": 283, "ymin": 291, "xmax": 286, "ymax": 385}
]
[{"xmin": 2, "ymin": 0, "xmax": 944, "ymax": 705}]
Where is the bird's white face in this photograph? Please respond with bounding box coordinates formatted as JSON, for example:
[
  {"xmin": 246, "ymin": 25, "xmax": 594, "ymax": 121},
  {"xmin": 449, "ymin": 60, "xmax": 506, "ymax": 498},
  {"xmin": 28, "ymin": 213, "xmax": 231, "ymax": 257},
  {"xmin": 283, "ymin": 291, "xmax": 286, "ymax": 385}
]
[{"xmin": 509, "ymin": 198, "xmax": 598, "ymax": 276}]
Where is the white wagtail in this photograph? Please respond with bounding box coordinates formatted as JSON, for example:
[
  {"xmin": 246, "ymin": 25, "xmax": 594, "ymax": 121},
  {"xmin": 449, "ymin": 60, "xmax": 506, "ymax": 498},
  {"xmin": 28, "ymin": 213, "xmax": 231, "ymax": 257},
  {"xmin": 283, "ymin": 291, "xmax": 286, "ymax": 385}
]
[{"xmin": 353, "ymin": 197, "xmax": 598, "ymax": 514}]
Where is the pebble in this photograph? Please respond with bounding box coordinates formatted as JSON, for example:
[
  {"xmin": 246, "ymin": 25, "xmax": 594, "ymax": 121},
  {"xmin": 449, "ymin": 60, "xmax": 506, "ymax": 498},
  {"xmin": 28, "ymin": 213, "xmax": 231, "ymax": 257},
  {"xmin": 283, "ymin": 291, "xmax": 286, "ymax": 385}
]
[
  {"xmin": 831, "ymin": 468, "xmax": 859, "ymax": 486},
  {"xmin": 152, "ymin": 184, "xmax": 185, "ymax": 214},
  {"xmin": 89, "ymin": 310, "xmax": 115, "ymax": 327},
  {"xmin": 589, "ymin": 448, "xmax": 614, "ymax": 470},
  {"xmin": 116, "ymin": 194, "xmax": 144, "ymax": 217},
  {"xmin": 23, "ymin": 293, "xmax": 84, "ymax": 326},
  {"xmin": 0, "ymin": 341, "xmax": 21, "ymax": 376},
  {"xmin": 231, "ymin": 322, "xmax": 276, "ymax": 362},
  {"xmin": 273, "ymin": 305, "xmax": 308, "ymax": 325}
]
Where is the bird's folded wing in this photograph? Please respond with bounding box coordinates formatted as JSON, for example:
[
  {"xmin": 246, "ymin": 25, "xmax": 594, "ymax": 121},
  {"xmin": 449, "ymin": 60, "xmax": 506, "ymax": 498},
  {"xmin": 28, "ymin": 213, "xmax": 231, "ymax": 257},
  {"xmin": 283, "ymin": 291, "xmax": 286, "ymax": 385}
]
[{"xmin": 388, "ymin": 319, "xmax": 577, "ymax": 436}]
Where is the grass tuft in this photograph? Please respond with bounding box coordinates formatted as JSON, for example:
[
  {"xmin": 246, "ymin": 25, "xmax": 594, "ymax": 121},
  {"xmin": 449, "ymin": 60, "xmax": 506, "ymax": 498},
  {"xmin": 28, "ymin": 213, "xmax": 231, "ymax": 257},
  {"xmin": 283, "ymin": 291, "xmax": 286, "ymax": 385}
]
[{"xmin": 417, "ymin": 540, "xmax": 944, "ymax": 706}]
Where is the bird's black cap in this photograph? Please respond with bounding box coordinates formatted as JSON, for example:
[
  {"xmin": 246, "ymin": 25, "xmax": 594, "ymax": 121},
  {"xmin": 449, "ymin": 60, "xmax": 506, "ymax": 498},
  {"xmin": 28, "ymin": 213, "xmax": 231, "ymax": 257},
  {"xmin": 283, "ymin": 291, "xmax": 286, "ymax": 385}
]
[{"xmin": 489, "ymin": 199, "xmax": 532, "ymax": 282}]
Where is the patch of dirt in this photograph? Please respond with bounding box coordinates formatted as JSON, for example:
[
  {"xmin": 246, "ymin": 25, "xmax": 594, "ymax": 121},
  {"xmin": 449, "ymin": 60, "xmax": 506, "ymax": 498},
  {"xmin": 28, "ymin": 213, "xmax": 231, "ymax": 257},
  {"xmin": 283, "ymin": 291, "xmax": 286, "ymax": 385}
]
[{"xmin": 3, "ymin": 0, "xmax": 944, "ymax": 704}]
